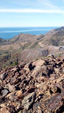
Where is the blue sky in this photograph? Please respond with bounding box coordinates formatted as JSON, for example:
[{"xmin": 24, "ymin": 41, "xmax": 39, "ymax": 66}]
[{"xmin": 0, "ymin": 0, "xmax": 64, "ymax": 27}]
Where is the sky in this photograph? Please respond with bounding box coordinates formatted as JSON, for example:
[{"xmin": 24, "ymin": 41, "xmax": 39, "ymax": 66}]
[{"xmin": 0, "ymin": 0, "xmax": 64, "ymax": 27}]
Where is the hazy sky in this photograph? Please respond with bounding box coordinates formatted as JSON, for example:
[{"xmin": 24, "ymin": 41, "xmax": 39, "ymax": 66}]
[{"xmin": 0, "ymin": 0, "xmax": 64, "ymax": 27}]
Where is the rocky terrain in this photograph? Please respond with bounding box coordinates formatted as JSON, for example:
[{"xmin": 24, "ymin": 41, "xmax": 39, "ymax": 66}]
[{"xmin": 0, "ymin": 56, "xmax": 64, "ymax": 112}]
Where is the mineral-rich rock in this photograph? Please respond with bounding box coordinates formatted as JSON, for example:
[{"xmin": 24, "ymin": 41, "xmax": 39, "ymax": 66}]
[{"xmin": 22, "ymin": 92, "xmax": 36, "ymax": 110}]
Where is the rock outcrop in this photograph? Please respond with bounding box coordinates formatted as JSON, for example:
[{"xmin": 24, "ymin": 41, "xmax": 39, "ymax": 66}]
[{"xmin": 0, "ymin": 56, "xmax": 64, "ymax": 112}]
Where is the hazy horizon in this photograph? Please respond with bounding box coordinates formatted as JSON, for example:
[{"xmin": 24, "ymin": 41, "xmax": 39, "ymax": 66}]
[
  {"xmin": 0, "ymin": 26, "xmax": 57, "ymax": 39},
  {"xmin": 0, "ymin": 26, "xmax": 61, "ymax": 28}
]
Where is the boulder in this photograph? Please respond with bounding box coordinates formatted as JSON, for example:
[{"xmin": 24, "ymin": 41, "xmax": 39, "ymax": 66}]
[
  {"xmin": 33, "ymin": 59, "xmax": 45, "ymax": 67},
  {"xmin": 22, "ymin": 92, "xmax": 36, "ymax": 110}
]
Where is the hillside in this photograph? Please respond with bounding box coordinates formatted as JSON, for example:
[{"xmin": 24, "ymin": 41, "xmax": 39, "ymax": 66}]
[
  {"xmin": 20, "ymin": 27, "xmax": 64, "ymax": 61},
  {"xmin": 0, "ymin": 27, "xmax": 64, "ymax": 69},
  {"xmin": 0, "ymin": 33, "xmax": 44, "ymax": 69},
  {"xmin": 0, "ymin": 38, "xmax": 8, "ymax": 45},
  {"xmin": 0, "ymin": 33, "xmax": 44, "ymax": 50}
]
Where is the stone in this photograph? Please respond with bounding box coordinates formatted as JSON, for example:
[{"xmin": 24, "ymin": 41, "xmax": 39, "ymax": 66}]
[
  {"xmin": 11, "ymin": 67, "xmax": 17, "ymax": 72},
  {"xmin": 54, "ymin": 68, "xmax": 59, "ymax": 74},
  {"xmin": 60, "ymin": 67, "xmax": 64, "ymax": 74},
  {"xmin": 37, "ymin": 109, "xmax": 42, "ymax": 113},
  {"xmin": 8, "ymin": 84, "xmax": 15, "ymax": 92},
  {"xmin": 8, "ymin": 105, "xmax": 17, "ymax": 113},
  {"xmin": 0, "ymin": 80, "xmax": 2, "ymax": 84},
  {"xmin": 49, "ymin": 86, "xmax": 61, "ymax": 94},
  {"xmin": 6, "ymin": 92, "xmax": 17, "ymax": 101},
  {"xmin": 33, "ymin": 59, "xmax": 45, "ymax": 67},
  {"xmin": 22, "ymin": 92, "xmax": 36, "ymax": 110},
  {"xmin": 2, "ymin": 89, "xmax": 9, "ymax": 97},
  {"xmin": 16, "ymin": 90, "xmax": 23, "ymax": 98},
  {"xmin": 49, "ymin": 86, "xmax": 57, "ymax": 94},
  {"xmin": 24, "ymin": 64, "xmax": 30, "ymax": 72},
  {"xmin": 0, "ymin": 107, "xmax": 10, "ymax": 113},
  {"xmin": 10, "ymin": 76, "xmax": 17, "ymax": 85},
  {"xmin": 32, "ymin": 66, "xmax": 41, "ymax": 77},
  {"xmin": 0, "ymin": 73, "xmax": 8, "ymax": 80}
]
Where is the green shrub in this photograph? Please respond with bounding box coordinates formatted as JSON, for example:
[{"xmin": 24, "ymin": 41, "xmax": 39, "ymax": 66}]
[
  {"xmin": 11, "ymin": 61, "xmax": 18, "ymax": 66},
  {"xmin": 36, "ymin": 58, "xmax": 38, "ymax": 61},
  {"xmin": 59, "ymin": 54, "xmax": 61, "ymax": 57}
]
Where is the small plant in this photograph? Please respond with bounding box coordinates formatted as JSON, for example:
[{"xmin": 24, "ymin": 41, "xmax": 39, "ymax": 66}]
[
  {"xmin": 59, "ymin": 54, "xmax": 61, "ymax": 57},
  {"xmin": 15, "ymin": 61, "xmax": 18, "ymax": 65},
  {"xmin": 36, "ymin": 58, "xmax": 38, "ymax": 61},
  {"xmin": 11, "ymin": 61, "xmax": 18, "ymax": 66}
]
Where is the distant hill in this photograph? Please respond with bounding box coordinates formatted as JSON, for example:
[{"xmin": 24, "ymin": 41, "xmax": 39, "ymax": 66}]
[
  {"xmin": 9, "ymin": 33, "xmax": 36, "ymax": 43},
  {"xmin": 0, "ymin": 33, "xmax": 44, "ymax": 69},
  {"xmin": 0, "ymin": 33, "xmax": 44, "ymax": 50},
  {"xmin": 0, "ymin": 27, "xmax": 64, "ymax": 69},
  {"xmin": 40, "ymin": 27, "xmax": 64, "ymax": 46}
]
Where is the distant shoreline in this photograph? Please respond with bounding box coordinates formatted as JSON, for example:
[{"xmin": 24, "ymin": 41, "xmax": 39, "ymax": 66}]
[{"xmin": 0, "ymin": 27, "xmax": 58, "ymax": 39}]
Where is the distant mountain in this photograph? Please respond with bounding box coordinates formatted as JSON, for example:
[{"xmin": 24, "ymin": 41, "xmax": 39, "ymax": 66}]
[{"xmin": 40, "ymin": 27, "xmax": 64, "ymax": 46}]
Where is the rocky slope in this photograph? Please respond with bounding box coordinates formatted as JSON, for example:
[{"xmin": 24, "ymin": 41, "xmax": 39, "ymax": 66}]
[{"xmin": 0, "ymin": 56, "xmax": 64, "ymax": 113}]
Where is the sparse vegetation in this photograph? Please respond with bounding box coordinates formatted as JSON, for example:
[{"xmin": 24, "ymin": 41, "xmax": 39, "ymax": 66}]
[
  {"xmin": 59, "ymin": 54, "xmax": 61, "ymax": 57},
  {"xmin": 11, "ymin": 61, "xmax": 18, "ymax": 66},
  {"xmin": 36, "ymin": 58, "xmax": 39, "ymax": 61},
  {"xmin": 30, "ymin": 42, "xmax": 38, "ymax": 48},
  {"xmin": 22, "ymin": 43, "xmax": 31, "ymax": 50}
]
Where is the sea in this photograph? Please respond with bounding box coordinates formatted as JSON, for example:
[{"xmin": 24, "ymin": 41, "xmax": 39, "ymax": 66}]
[{"xmin": 0, "ymin": 27, "xmax": 58, "ymax": 39}]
